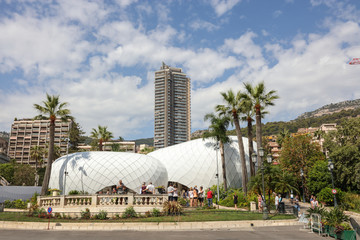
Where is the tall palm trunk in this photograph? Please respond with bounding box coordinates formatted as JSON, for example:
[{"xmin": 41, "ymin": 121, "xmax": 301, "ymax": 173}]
[
  {"xmin": 255, "ymin": 105, "xmax": 262, "ymax": 167},
  {"xmin": 247, "ymin": 117, "xmax": 255, "ymax": 177},
  {"xmin": 99, "ymin": 139, "xmax": 103, "ymax": 151},
  {"xmin": 219, "ymin": 141, "xmax": 227, "ymax": 191},
  {"xmin": 41, "ymin": 118, "xmax": 55, "ymax": 195},
  {"xmin": 232, "ymin": 110, "xmax": 248, "ymax": 195}
]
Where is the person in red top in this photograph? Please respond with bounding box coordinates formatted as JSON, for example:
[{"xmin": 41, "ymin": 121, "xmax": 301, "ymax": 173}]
[{"xmin": 207, "ymin": 188, "xmax": 213, "ymax": 207}]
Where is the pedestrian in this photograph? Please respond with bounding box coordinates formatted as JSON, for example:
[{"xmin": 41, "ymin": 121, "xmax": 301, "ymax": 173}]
[
  {"xmin": 275, "ymin": 193, "xmax": 279, "ymax": 211},
  {"xmin": 146, "ymin": 182, "xmax": 155, "ymax": 194},
  {"xmin": 207, "ymin": 188, "xmax": 213, "ymax": 207},
  {"xmin": 173, "ymin": 185, "xmax": 178, "ymax": 202},
  {"xmin": 294, "ymin": 195, "xmax": 300, "ymax": 213},
  {"xmin": 313, "ymin": 196, "xmax": 319, "ymax": 208},
  {"xmin": 257, "ymin": 194, "xmax": 263, "ymax": 212},
  {"xmin": 189, "ymin": 187, "xmax": 194, "ymax": 207},
  {"xmin": 116, "ymin": 180, "xmax": 126, "ymax": 194},
  {"xmin": 167, "ymin": 183, "xmax": 174, "ymax": 202},
  {"xmin": 198, "ymin": 186, "xmax": 204, "ymax": 207},
  {"xmin": 233, "ymin": 192, "xmax": 238, "ymax": 210},
  {"xmin": 290, "ymin": 191, "xmax": 294, "ymax": 204},
  {"xmin": 140, "ymin": 182, "xmax": 147, "ymax": 194},
  {"xmin": 193, "ymin": 186, "xmax": 198, "ymax": 207}
]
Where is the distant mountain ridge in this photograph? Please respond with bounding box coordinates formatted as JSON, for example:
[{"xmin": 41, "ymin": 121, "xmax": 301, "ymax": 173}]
[{"xmin": 296, "ymin": 99, "xmax": 360, "ymax": 120}]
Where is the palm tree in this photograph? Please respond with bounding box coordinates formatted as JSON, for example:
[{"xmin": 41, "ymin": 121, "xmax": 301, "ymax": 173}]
[
  {"xmin": 243, "ymin": 82, "xmax": 279, "ymax": 167},
  {"xmin": 90, "ymin": 125, "xmax": 113, "ymax": 151},
  {"xmin": 203, "ymin": 113, "xmax": 231, "ymax": 191},
  {"xmin": 240, "ymin": 98, "xmax": 256, "ymax": 177},
  {"xmin": 34, "ymin": 94, "xmax": 72, "ymax": 195},
  {"xmin": 277, "ymin": 128, "xmax": 290, "ymax": 148},
  {"xmin": 216, "ymin": 89, "xmax": 248, "ymax": 195},
  {"xmin": 30, "ymin": 145, "xmax": 45, "ymax": 171}
]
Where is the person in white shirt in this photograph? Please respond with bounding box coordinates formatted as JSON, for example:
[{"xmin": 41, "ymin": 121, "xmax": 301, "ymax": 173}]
[
  {"xmin": 146, "ymin": 182, "xmax": 155, "ymax": 194},
  {"xmin": 167, "ymin": 184, "xmax": 174, "ymax": 201},
  {"xmin": 275, "ymin": 193, "xmax": 279, "ymax": 211}
]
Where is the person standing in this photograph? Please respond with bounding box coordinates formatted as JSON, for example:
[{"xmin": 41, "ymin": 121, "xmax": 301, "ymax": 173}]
[
  {"xmin": 275, "ymin": 193, "xmax": 279, "ymax": 211},
  {"xmin": 146, "ymin": 182, "xmax": 155, "ymax": 194},
  {"xmin": 193, "ymin": 187, "xmax": 198, "ymax": 207},
  {"xmin": 116, "ymin": 180, "xmax": 126, "ymax": 194},
  {"xmin": 257, "ymin": 194, "xmax": 263, "ymax": 212},
  {"xmin": 198, "ymin": 186, "xmax": 204, "ymax": 207},
  {"xmin": 173, "ymin": 185, "xmax": 178, "ymax": 202},
  {"xmin": 189, "ymin": 187, "xmax": 194, "ymax": 207},
  {"xmin": 167, "ymin": 184, "xmax": 174, "ymax": 202},
  {"xmin": 207, "ymin": 188, "xmax": 213, "ymax": 207},
  {"xmin": 233, "ymin": 193, "xmax": 238, "ymax": 210}
]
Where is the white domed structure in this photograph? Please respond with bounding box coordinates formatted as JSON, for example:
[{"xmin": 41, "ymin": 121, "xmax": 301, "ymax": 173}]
[
  {"xmin": 48, "ymin": 152, "xmax": 168, "ymax": 194},
  {"xmin": 149, "ymin": 136, "xmax": 255, "ymax": 189}
]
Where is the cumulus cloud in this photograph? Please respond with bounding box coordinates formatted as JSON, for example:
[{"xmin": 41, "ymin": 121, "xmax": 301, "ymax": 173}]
[
  {"xmin": 189, "ymin": 19, "xmax": 220, "ymax": 32},
  {"xmin": 210, "ymin": 0, "xmax": 241, "ymax": 17}
]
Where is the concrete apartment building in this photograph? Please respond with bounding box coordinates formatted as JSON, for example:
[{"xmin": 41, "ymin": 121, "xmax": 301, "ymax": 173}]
[
  {"xmin": 8, "ymin": 119, "xmax": 70, "ymax": 165},
  {"xmin": 154, "ymin": 63, "xmax": 191, "ymax": 149}
]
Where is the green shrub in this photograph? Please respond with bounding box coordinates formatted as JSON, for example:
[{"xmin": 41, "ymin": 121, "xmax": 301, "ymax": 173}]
[
  {"xmin": 219, "ymin": 190, "xmax": 248, "ymax": 208},
  {"xmin": 162, "ymin": 200, "xmax": 183, "ymax": 215},
  {"xmin": 81, "ymin": 208, "xmax": 91, "ymax": 219},
  {"xmin": 317, "ymin": 187, "xmax": 344, "ymax": 206},
  {"xmin": 152, "ymin": 208, "xmax": 161, "ymax": 217},
  {"xmin": 68, "ymin": 190, "xmax": 80, "ymax": 195},
  {"xmin": 95, "ymin": 210, "xmax": 108, "ymax": 220},
  {"xmin": 4, "ymin": 200, "xmax": 13, "ymax": 208},
  {"xmin": 122, "ymin": 206, "xmax": 137, "ymax": 218},
  {"xmin": 178, "ymin": 197, "xmax": 188, "ymax": 206},
  {"xmin": 324, "ymin": 207, "xmax": 349, "ymax": 227},
  {"xmin": 342, "ymin": 192, "xmax": 360, "ymax": 210}
]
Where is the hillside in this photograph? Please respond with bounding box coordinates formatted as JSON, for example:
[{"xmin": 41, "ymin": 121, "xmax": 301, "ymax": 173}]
[{"xmin": 296, "ymin": 99, "xmax": 360, "ymax": 120}]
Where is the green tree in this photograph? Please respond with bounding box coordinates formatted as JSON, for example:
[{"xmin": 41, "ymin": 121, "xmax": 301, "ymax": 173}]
[
  {"xmin": 306, "ymin": 160, "xmax": 331, "ymax": 196},
  {"xmin": 34, "ymin": 94, "xmax": 72, "ymax": 195},
  {"xmin": 68, "ymin": 121, "xmax": 85, "ymax": 153},
  {"xmin": 279, "ymin": 135, "xmax": 325, "ymax": 198},
  {"xmin": 90, "ymin": 125, "xmax": 113, "ymax": 151},
  {"xmin": 203, "ymin": 113, "xmax": 231, "ymax": 191},
  {"xmin": 216, "ymin": 89, "xmax": 248, "ymax": 195},
  {"xmin": 277, "ymin": 128, "xmax": 290, "ymax": 148},
  {"xmin": 324, "ymin": 118, "xmax": 360, "ymax": 192},
  {"xmin": 13, "ymin": 164, "xmax": 36, "ymax": 186},
  {"xmin": 243, "ymin": 81, "xmax": 279, "ymax": 167},
  {"xmin": 0, "ymin": 163, "xmax": 14, "ymax": 184},
  {"xmin": 30, "ymin": 145, "xmax": 45, "ymax": 170}
]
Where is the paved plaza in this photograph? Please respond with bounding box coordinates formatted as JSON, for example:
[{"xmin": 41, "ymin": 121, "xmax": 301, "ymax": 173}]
[{"xmin": 0, "ymin": 226, "xmax": 323, "ymax": 240}]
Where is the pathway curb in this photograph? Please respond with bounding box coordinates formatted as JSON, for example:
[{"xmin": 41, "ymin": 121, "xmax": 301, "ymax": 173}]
[{"xmin": 0, "ymin": 219, "xmax": 302, "ymax": 231}]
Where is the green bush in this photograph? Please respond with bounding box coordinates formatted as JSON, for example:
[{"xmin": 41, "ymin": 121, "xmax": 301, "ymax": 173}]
[
  {"xmin": 162, "ymin": 200, "xmax": 183, "ymax": 215},
  {"xmin": 342, "ymin": 192, "xmax": 360, "ymax": 211},
  {"xmin": 152, "ymin": 208, "xmax": 161, "ymax": 217},
  {"xmin": 4, "ymin": 199, "xmax": 27, "ymax": 209},
  {"xmin": 218, "ymin": 190, "xmax": 248, "ymax": 208},
  {"xmin": 122, "ymin": 206, "xmax": 137, "ymax": 218},
  {"xmin": 95, "ymin": 210, "xmax": 108, "ymax": 220},
  {"xmin": 81, "ymin": 208, "xmax": 91, "ymax": 219},
  {"xmin": 324, "ymin": 207, "xmax": 349, "ymax": 227},
  {"xmin": 317, "ymin": 187, "xmax": 344, "ymax": 206},
  {"xmin": 68, "ymin": 190, "xmax": 80, "ymax": 195}
]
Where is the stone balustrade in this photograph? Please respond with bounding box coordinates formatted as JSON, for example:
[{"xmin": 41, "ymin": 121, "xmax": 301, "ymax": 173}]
[{"xmin": 37, "ymin": 194, "xmax": 168, "ymax": 209}]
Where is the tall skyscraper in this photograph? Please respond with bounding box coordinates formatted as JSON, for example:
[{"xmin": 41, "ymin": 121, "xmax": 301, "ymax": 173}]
[{"xmin": 154, "ymin": 63, "xmax": 191, "ymax": 149}]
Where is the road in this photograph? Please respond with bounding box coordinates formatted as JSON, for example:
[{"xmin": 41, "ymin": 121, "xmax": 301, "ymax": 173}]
[{"xmin": 0, "ymin": 226, "xmax": 323, "ymax": 240}]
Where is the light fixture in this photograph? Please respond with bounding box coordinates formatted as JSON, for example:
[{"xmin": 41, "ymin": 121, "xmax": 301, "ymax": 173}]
[
  {"xmin": 300, "ymin": 168, "xmax": 304, "ymax": 176},
  {"xmin": 328, "ymin": 158, "xmax": 334, "ymax": 170},
  {"xmin": 266, "ymin": 154, "xmax": 272, "ymax": 163},
  {"xmin": 259, "ymin": 147, "xmax": 264, "ymax": 157},
  {"xmin": 252, "ymin": 153, "xmax": 257, "ymax": 163}
]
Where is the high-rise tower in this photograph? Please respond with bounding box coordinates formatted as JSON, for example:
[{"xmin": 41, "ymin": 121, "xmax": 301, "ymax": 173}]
[{"xmin": 154, "ymin": 63, "xmax": 191, "ymax": 149}]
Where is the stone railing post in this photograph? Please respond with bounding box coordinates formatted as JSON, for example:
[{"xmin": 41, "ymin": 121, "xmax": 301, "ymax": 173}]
[
  {"xmin": 37, "ymin": 196, "xmax": 41, "ymax": 207},
  {"xmin": 91, "ymin": 195, "xmax": 98, "ymax": 207},
  {"xmin": 127, "ymin": 194, "xmax": 134, "ymax": 206},
  {"xmin": 59, "ymin": 195, "xmax": 65, "ymax": 207}
]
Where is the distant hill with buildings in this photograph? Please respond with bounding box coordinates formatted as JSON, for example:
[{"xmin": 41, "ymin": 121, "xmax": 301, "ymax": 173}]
[{"xmin": 296, "ymin": 99, "xmax": 360, "ymax": 120}]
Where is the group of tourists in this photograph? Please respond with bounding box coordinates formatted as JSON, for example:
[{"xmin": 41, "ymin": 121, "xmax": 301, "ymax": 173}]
[{"xmin": 167, "ymin": 184, "xmax": 214, "ymax": 207}]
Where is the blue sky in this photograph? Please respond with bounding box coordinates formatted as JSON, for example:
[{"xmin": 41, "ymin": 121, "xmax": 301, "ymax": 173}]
[{"xmin": 0, "ymin": 0, "xmax": 359, "ymax": 140}]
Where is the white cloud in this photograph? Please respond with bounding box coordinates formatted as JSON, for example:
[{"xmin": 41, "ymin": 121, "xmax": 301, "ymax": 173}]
[
  {"xmin": 189, "ymin": 19, "xmax": 220, "ymax": 32},
  {"xmin": 210, "ymin": 0, "xmax": 241, "ymax": 17},
  {"xmin": 273, "ymin": 10, "xmax": 282, "ymax": 18}
]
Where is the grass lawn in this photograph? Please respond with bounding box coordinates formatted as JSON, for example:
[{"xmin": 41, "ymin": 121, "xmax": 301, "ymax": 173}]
[{"xmin": 0, "ymin": 210, "xmax": 295, "ymax": 223}]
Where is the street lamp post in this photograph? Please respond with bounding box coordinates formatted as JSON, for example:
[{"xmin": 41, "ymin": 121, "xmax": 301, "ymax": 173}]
[
  {"xmin": 300, "ymin": 169, "xmax": 306, "ymax": 203},
  {"xmin": 252, "ymin": 147, "xmax": 272, "ymax": 220},
  {"xmin": 215, "ymin": 142, "xmax": 220, "ymax": 205},
  {"xmin": 328, "ymin": 158, "xmax": 338, "ymax": 207}
]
